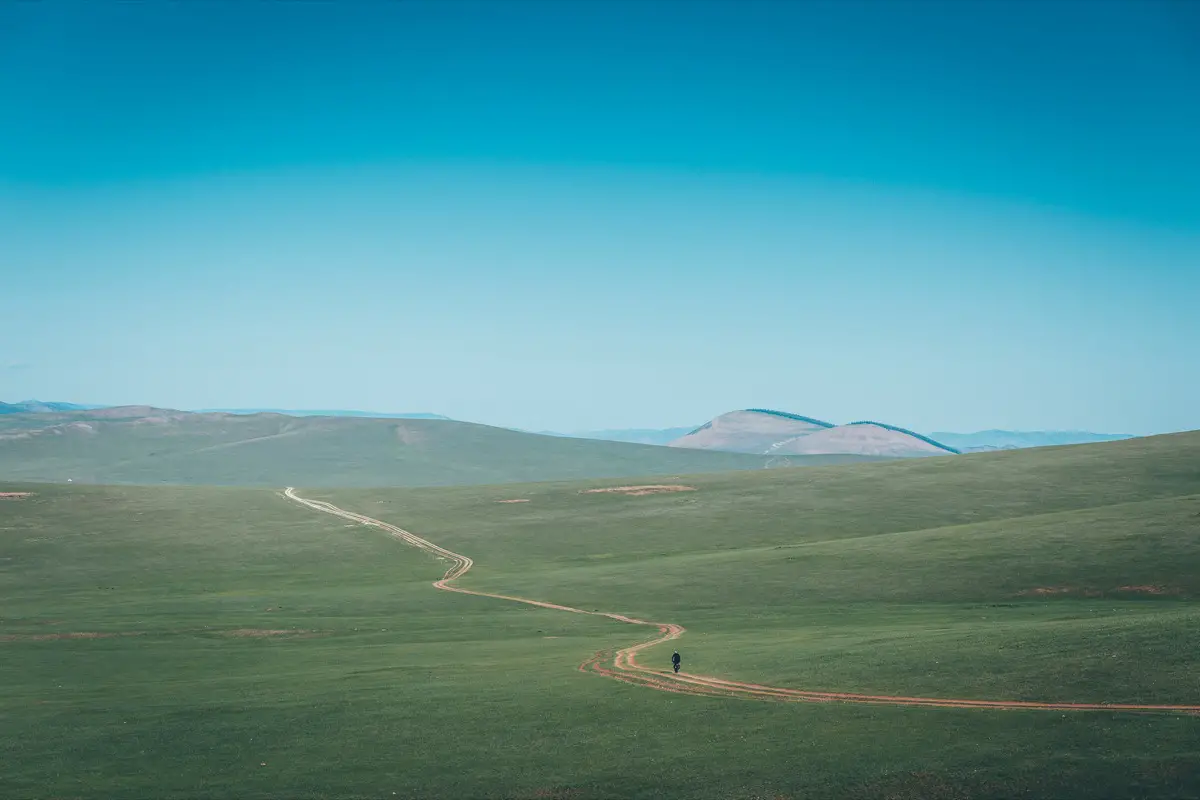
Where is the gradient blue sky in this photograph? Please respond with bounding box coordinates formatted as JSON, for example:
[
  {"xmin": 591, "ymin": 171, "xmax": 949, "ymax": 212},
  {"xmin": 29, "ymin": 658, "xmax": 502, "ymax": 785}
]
[{"xmin": 2, "ymin": 0, "xmax": 1198, "ymax": 435}]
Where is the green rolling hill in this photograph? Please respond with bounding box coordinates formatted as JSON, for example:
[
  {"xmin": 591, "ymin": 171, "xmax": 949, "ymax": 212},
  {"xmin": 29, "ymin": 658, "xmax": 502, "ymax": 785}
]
[{"xmin": 0, "ymin": 407, "xmax": 881, "ymax": 487}]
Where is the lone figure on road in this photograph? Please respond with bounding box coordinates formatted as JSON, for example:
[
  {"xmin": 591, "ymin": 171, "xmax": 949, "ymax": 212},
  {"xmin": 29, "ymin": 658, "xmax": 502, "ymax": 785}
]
[{"xmin": 671, "ymin": 650, "xmax": 681, "ymax": 674}]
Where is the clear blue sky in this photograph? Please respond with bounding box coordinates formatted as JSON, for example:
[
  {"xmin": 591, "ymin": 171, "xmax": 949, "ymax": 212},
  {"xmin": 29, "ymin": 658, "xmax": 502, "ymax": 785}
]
[{"xmin": 2, "ymin": 0, "xmax": 1197, "ymax": 435}]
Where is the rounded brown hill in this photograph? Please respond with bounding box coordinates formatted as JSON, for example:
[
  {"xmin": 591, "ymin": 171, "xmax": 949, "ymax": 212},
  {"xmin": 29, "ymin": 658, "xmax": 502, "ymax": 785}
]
[
  {"xmin": 769, "ymin": 422, "xmax": 958, "ymax": 458},
  {"xmin": 669, "ymin": 409, "xmax": 957, "ymax": 458},
  {"xmin": 581, "ymin": 485, "xmax": 696, "ymax": 496},
  {"xmin": 669, "ymin": 410, "xmax": 833, "ymax": 454}
]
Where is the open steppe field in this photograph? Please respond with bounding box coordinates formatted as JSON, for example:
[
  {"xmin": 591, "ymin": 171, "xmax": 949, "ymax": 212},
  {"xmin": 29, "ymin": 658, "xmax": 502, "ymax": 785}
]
[{"xmin": 3, "ymin": 432, "xmax": 1200, "ymax": 798}]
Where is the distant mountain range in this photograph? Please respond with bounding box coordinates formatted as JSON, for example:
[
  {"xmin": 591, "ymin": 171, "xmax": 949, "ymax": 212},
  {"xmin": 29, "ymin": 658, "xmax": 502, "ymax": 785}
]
[
  {"xmin": 929, "ymin": 430, "xmax": 1135, "ymax": 452},
  {"xmin": 668, "ymin": 409, "xmax": 959, "ymax": 458},
  {"xmin": 2, "ymin": 401, "xmax": 1138, "ymax": 455},
  {"xmin": 0, "ymin": 400, "xmax": 100, "ymax": 414},
  {"xmin": 556, "ymin": 416, "xmax": 1138, "ymax": 457},
  {"xmin": 0, "ymin": 401, "xmax": 448, "ymax": 420}
]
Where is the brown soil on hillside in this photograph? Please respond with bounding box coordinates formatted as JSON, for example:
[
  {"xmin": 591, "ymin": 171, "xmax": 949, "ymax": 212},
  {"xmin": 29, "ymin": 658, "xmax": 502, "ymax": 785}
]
[
  {"xmin": 581, "ymin": 485, "xmax": 696, "ymax": 496},
  {"xmin": 1116, "ymin": 585, "xmax": 1182, "ymax": 595},
  {"xmin": 1019, "ymin": 585, "xmax": 1182, "ymax": 597}
]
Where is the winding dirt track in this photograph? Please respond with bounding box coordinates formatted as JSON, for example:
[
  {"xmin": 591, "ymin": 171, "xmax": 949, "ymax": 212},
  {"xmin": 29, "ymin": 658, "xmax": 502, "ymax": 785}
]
[{"xmin": 284, "ymin": 488, "xmax": 1200, "ymax": 714}]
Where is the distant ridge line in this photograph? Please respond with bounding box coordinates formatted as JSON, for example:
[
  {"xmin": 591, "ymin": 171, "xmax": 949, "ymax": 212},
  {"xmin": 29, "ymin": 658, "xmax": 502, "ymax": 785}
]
[
  {"xmin": 684, "ymin": 409, "xmax": 835, "ymax": 437},
  {"xmin": 744, "ymin": 409, "xmax": 836, "ymax": 428},
  {"xmin": 845, "ymin": 421, "xmax": 960, "ymax": 454}
]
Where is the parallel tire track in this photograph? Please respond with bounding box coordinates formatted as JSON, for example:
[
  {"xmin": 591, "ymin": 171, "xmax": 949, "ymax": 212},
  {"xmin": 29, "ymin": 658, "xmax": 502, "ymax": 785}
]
[{"xmin": 284, "ymin": 488, "xmax": 1200, "ymax": 714}]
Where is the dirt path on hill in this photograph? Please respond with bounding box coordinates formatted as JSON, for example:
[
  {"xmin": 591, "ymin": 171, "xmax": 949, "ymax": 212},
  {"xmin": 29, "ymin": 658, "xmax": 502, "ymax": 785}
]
[{"xmin": 283, "ymin": 488, "xmax": 1200, "ymax": 714}]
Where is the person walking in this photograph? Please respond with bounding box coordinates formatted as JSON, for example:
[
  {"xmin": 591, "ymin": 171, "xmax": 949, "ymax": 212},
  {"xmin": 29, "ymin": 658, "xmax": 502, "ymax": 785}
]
[{"xmin": 671, "ymin": 650, "xmax": 681, "ymax": 674}]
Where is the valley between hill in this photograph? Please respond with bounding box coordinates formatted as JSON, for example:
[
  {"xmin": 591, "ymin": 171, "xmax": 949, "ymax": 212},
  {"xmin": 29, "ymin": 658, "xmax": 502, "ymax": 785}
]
[{"xmin": 4, "ymin": 432, "xmax": 1198, "ymax": 797}]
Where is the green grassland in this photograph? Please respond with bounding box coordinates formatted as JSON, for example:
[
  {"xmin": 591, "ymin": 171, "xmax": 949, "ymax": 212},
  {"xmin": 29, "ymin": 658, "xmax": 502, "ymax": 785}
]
[
  {"xmin": 3, "ymin": 433, "xmax": 1200, "ymax": 798},
  {"xmin": 0, "ymin": 411, "xmax": 875, "ymax": 487}
]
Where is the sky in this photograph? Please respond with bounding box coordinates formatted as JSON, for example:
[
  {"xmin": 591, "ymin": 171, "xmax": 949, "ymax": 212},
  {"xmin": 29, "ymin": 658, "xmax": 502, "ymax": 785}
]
[{"xmin": 1, "ymin": 0, "xmax": 1198, "ymax": 435}]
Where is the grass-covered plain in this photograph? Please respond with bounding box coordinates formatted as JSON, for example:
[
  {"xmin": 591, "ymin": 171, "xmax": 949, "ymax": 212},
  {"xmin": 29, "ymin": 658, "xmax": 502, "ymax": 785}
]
[{"xmin": 3, "ymin": 432, "xmax": 1200, "ymax": 798}]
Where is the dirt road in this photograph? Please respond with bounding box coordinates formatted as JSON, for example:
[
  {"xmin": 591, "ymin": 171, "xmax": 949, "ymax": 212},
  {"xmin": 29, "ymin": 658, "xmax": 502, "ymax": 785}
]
[{"xmin": 284, "ymin": 488, "xmax": 1200, "ymax": 714}]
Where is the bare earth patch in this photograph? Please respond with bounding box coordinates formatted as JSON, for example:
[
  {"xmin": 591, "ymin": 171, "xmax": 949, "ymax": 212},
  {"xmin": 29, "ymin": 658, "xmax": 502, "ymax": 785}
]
[
  {"xmin": 1019, "ymin": 585, "xmax": 1182, "ymax": 598},
  {"xmin": 496, "ymin": 498, "xmax": 531, "ymax": 504},
  {"xmin": 1017, "ymin": 586, "xmax": 1104, "ymax": 597},
  {"xmin": 580, "ymin": 485, "xmax": 697, "ymax": 497},
  {"xmin": 1116, "ymin": 585, "xmax": 1182, "ymax": 596},
  {"xmin": 393, "ymin": 425, "xmax": 427, "ymax": 446},
  {"xmin": 0, "ymin": 492, "xmax": 33, "ymax": 499}
]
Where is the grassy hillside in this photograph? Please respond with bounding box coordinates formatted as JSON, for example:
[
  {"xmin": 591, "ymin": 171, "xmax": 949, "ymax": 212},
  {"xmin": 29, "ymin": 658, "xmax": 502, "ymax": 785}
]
[
  {"xmin": 3, "ymin": 433, "xmax": 1199, "ymax": 798},
  {"xmin": 0, "ymin": 409, "xmax": 877, "ymax": 487}
]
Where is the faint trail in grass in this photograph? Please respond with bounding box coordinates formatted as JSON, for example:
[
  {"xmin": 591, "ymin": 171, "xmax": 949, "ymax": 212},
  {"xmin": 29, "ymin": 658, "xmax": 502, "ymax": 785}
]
[{"xmin": 283, "ymin": 488, "xmax": 1200, "ymax": 714}]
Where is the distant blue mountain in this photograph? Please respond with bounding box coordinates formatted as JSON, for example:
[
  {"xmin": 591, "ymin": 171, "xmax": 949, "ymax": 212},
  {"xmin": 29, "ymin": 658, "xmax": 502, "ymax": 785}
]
[
  {"xmin": 930, "ymin": 430, "xmax": 1135, "ymax": 451},
  {"xmin": 0, "ymin": 402, "xmax": 450, "ymax": 421},
  {"xmin": 0, "ymin": 400, "xmax": 103, "ymax": 414},
  {"xmin": 545, "ymin": 421, "xmax": 1137, "ymax": 453}
]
